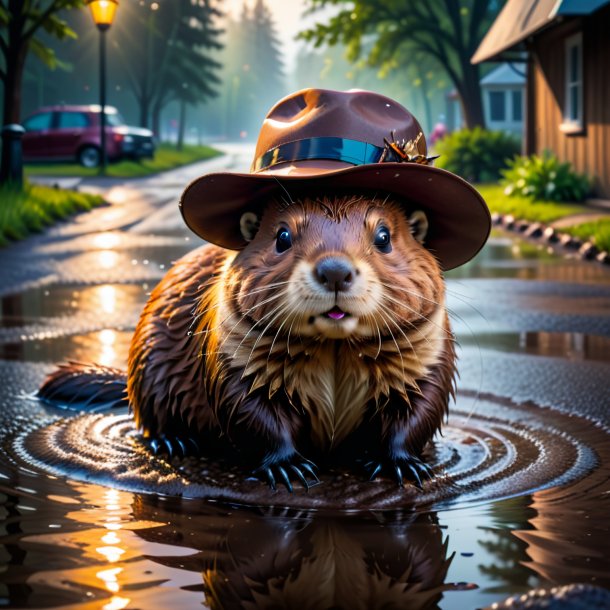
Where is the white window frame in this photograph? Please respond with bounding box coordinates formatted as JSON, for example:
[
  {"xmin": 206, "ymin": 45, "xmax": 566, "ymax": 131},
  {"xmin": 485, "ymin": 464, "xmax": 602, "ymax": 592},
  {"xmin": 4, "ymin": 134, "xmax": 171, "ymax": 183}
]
[{"xmin": 562, "ymin": 32, "xmax": 584, "ymax": 133}]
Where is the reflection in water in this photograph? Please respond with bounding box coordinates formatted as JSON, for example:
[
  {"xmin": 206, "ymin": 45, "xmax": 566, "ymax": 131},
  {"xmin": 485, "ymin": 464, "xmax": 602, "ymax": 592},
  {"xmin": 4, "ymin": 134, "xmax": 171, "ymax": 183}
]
[
  {"xmin": 515, "ymin": 475, "xmax": 610, "ymax": 588},
  {"xmin": 97, "ymin": 329, "xmax": 117, "ymax": 367},
  {"xmin": 0, "ymin": 283, "xmax": 145, "ymax": 366},
  {"xmin": 448, "ymin": 235, "xmax": 610, "ymax": 283},
  {"xmin": 459, "ymin": 331, "xmax": 610, "ymax": 363},
  {"xmin": 130, "ymin": 496, "xmax": 454, "ymax": 610},
  {"xmin": 98, "ymin": 250, "xmax": 120, "ymax": 270},
  {"xmin": 0, "ymin": 284, "xmax": 145, "ymax": 322},
  {"xmin": 92, "ymin": 232, "xmax": 122, "ymax": 250},
  {"xmin": 476, "ymin": 496, "xmax": 537, "ymax": 595},
  {"xmin": 0, "ymin": 330, "xmax": 132, "ymax": 368},
  {"xmin": 97, "ymin": 285, "xmax": 117, "ymax": 315}
]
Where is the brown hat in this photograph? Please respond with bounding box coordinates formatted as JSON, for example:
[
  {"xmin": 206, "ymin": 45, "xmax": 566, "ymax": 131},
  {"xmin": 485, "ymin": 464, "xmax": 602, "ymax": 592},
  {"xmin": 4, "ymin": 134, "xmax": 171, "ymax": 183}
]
[{"xmin": 180, "ymin": 88, "xmax": 490, "ymax": 270}]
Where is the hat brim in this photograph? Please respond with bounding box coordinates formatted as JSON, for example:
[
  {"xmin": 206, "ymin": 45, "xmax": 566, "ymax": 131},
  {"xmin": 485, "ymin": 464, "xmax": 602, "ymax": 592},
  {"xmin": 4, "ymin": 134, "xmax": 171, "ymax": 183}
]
[{"xmin": 179, "ymin": 162, "xmax": 491, "ymax": 271}]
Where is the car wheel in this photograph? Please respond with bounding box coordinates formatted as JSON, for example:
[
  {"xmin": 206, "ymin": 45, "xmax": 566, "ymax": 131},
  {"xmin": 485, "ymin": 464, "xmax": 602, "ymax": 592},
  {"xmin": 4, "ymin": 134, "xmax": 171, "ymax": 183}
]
[{"xmin": 78, "ymin": 146, "xmax": 101, "ymax": 168}]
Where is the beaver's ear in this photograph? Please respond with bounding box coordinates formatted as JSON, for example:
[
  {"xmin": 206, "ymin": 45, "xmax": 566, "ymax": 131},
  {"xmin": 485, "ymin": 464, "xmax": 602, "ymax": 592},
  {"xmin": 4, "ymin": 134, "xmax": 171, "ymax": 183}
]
[
  {"xmin": 408, "ymin": 210, "xmax": 429, "ymax": 244},
  {"xmin": 239, "ymin": 212, "xmax": 260, "ymax": 242}
]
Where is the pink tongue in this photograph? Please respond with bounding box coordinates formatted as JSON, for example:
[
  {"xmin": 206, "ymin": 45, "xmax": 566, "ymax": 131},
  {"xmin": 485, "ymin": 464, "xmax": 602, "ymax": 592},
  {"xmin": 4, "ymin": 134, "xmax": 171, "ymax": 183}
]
[{"xmin": 327, "ymin": 309, "xmax": 346, "ymax": 320}]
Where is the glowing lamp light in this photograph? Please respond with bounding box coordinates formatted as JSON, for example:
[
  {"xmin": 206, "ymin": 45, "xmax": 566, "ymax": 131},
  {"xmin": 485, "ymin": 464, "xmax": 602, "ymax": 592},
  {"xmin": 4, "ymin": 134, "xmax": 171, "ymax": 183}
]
[{"xmin": 87, "ymin": 0, "xmax": 118, "ymax": 31}]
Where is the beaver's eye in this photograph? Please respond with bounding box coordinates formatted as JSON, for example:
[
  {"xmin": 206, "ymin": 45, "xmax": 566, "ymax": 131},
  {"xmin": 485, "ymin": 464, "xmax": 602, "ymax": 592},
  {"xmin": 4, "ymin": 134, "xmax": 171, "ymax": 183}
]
[
  {"xmin": 276, "ymin": 228, "xmax": 292, "ymax": 253},
  {"xmin": 374, "ymin": 226, "xmax": 391, "ymax": 253}
]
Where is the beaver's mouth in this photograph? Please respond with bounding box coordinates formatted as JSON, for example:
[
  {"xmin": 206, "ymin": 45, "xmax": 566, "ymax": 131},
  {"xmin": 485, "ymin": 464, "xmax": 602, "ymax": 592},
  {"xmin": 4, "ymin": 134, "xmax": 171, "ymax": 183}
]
[{"xmin": 323, "ymin": 306, "xmax": 350, "ymax": 320}]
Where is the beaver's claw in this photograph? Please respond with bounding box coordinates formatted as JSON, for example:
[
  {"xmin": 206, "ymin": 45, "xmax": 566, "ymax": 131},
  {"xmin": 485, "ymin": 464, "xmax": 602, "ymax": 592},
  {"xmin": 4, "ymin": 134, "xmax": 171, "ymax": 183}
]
[
  {"xmin": 145, "ymin": 434, "xmax": 200, "ymax": 458},
  {"xmin": 366, "ymin": 452, "xmax": 433, "ymax": 489},
  {"xmin": 254, "ymin": 453, "xmax": 319, "ymax": 492}
]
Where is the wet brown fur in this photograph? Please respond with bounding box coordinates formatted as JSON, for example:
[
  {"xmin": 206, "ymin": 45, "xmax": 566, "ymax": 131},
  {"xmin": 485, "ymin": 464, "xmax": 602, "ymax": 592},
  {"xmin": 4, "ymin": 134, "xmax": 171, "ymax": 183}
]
[{"xmin": 127, "ymin": 193, "xmax": 457, "ymax": 476}]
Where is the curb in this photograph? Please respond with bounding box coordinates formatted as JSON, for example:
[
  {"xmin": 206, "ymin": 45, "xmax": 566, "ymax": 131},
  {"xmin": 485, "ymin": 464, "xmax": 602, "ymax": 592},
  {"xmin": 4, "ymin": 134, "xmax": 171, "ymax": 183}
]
[{"xmin": 491, "ymin": 212, "xmax": 610, "ymax": 265}]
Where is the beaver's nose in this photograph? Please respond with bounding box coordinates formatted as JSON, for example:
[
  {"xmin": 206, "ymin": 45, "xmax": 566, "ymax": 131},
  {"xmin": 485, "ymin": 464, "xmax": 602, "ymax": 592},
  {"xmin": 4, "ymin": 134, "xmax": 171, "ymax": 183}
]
[{"xmin": 314, "ymin": 257, "xmax": 355, "ymax": 292}]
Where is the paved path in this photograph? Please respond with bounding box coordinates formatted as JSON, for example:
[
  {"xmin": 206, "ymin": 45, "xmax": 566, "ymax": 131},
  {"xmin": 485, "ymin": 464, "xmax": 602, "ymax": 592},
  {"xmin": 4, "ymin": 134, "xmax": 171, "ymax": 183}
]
[{"xmin": 3, "ymin": 146, "xmax": 247, "ymax": 298}]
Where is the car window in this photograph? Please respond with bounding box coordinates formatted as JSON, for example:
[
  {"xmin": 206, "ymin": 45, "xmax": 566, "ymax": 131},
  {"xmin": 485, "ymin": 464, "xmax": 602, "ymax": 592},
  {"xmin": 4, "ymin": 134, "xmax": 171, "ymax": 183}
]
[
  {"xmin": 105, "ymin": 112, "xmax": 126, "ymax": 127},
  {"xmin": 58, "ymin": 112, "xmax": 90, "ymax": 129},
  {"xmin": 23, "ymin": 112, "xmax": 53, "ymax": 131}
]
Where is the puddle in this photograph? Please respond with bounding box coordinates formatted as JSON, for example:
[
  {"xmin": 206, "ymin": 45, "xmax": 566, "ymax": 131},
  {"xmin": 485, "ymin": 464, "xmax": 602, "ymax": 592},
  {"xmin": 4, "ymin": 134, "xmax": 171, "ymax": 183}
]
[
  {"xmin": 459, "ymin": 331, "xmax": 610, "ymax": 363},
  {"xmin": 0, "ymin": 329, "xmax": 132, "ymax": 368},
  {"xmin": 0, "ymin": 284, "xmax": 148, "ymax": 328},
  {"xmin": 448, "ymin": 235, "xmax": 610, "ymax": 283}
]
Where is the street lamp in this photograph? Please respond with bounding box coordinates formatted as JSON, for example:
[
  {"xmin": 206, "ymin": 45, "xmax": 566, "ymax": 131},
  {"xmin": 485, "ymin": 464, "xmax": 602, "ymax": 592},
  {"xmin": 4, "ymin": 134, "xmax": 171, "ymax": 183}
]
[{"xmin": 87, "ymin": 0, "xmax": 118, "ymax": 173}]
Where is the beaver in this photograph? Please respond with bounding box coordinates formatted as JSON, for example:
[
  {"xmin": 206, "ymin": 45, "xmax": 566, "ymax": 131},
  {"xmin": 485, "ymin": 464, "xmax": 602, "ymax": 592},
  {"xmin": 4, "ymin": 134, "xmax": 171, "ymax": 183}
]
[
  {"xmin": 40, "ymin": 88, "xmax": 490, "ymax": 491},
  {"xmin": 132, "ymin": 190, "xmax": 455, "ymax": 490}
]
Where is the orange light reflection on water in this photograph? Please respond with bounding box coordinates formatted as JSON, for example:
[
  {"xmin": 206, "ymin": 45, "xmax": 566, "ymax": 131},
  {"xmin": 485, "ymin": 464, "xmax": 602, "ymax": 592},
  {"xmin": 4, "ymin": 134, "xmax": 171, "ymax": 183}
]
[
  {"xmin": 24, "ymin": 483, "xmax": 203, "ymax": 608},
  {"xmin": 94, "ymin": 489, "xmax": 128, "ymax": 599},
  {"xmin": 102, "ymin": 596, "xmax": 130, "ymax": 610}
]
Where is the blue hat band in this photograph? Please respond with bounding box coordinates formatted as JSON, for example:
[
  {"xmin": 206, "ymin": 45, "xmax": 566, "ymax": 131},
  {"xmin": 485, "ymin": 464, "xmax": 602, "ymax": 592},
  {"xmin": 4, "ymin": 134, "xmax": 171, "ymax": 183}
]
[{"xmin": 252, "ymin": 137, "xmax": 386, "ymax": 173}]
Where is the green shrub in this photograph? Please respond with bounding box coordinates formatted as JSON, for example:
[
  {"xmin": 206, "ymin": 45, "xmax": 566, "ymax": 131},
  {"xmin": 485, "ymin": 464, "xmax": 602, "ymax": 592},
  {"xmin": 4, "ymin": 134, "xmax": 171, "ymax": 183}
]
[
  {"xmin": 434, "ymin": 128, "xmax": 520, "ymax": 182},
  {"xmin": 501, "ymin": 151, "xmax": 590, "ymax": 202}
]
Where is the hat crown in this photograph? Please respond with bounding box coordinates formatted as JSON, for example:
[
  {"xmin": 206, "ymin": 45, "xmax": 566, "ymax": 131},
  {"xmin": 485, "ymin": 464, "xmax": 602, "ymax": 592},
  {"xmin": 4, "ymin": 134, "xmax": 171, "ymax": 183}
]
[{"xmin": 253, "ymin": 88, "xmax": 427, "ymax": 171}]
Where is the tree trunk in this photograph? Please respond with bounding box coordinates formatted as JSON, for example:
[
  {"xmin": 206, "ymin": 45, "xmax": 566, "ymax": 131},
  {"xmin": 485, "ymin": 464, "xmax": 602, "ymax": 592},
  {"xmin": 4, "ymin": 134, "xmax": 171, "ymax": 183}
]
[
  {"xmin": 176, "ymin": 99, "xmax": 186, "ymax": 151},
  {"xmin": 151, "ymin": 101, "xmax": 162, "ymax": 140},
  {"xmin": 457, "ymin": 63, "xmax": 485, "ymax": 129},
  {"xmin": 1, "ymin": 34, "xmax": 28, "ymax": 186},
  {"xmin": 416, "ymin": 64, "xmax": 433, "ymax": 133},
  {"xmin": 139, "ymin": 97, "xmax": 150, "ymax": 129},
  {"xmin": 2, "ymin": 37, "xmax": 27, "ymax": 125}
]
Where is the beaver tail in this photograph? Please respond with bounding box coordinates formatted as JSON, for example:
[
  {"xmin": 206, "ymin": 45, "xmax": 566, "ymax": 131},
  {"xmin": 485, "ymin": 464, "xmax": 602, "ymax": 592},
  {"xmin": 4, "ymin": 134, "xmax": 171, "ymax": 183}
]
[{"xmin": 38, "ymin": 362, "xmax": 128, "ymax": 412}]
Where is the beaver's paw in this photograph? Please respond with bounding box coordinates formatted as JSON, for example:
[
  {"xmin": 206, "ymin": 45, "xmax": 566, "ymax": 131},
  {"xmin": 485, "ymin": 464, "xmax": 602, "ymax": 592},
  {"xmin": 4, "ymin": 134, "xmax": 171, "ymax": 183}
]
[
  {"xmin": 253, "ymin": 452, "xmax": 319, "ymax": 492},
  {"xmin": 366, "ymin": 453, "xmax": 434, "ymax": 490},
  {"xmin": 144, "ymin": 434, "xmax": 201, "ymax": 459}
]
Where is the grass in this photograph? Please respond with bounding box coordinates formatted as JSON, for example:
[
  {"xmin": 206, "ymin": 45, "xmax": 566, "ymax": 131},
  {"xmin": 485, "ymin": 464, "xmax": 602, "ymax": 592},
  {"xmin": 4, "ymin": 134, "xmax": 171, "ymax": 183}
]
[
  {"xmin": 0, "ymin": 182, "xmax": 104, "ymax": 246},
  {"xmin": 562, "ymin": 219, "xmax": 610, "ymax": 252},
  {"xmin": 476, "ymin": 184, "xmax": 588, "ymax": 223},
  {"xmin": 477, "ymin": 184, "xmax": 610, "ymax": 253},
  {"xmin": 24, "ymin": 143, "xmax": 222, "ymax": 178}
]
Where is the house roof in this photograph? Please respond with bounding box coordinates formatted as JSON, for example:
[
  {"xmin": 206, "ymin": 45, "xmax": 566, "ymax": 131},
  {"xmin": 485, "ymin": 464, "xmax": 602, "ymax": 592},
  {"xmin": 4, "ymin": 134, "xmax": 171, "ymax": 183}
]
[
  {"xmin": 472, "ymin": 0, "xmax": 610, "ymax": 64},
  {"xmin": 480, "ymin": 63, "xmax": 526, "ymax": 87}
]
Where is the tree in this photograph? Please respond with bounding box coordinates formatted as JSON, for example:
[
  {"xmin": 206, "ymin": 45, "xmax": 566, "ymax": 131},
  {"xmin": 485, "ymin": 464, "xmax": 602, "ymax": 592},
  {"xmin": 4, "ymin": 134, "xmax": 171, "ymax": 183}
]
[
  {"xmin": 112, "ymin": 0, "xmax": 222, "ymax": 135},
  {"xmin": 0, "ymin": 0, "xmax": 83, "ymax": 126},
  {"xmin": 215, "ymin": 0, "xmax": 285, "ymax": 140},
  {"xmin": 300, "ymin": 0, "xmax": 503, "ymax": 129}
]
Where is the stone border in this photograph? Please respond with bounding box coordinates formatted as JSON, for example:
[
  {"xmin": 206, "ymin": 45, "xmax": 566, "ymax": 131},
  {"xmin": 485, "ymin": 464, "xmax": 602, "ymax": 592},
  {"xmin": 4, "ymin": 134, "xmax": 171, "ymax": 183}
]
[{"xmin": 491, "ymin": 212, "xmax": 610, "ymax": 265}]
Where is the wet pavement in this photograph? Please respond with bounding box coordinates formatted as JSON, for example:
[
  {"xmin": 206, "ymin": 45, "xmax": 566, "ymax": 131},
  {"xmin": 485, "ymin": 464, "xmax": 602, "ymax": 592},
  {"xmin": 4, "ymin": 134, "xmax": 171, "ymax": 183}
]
[{"xmin": 1, "ymin": 145, "xmax": 609, "ymax": 609}]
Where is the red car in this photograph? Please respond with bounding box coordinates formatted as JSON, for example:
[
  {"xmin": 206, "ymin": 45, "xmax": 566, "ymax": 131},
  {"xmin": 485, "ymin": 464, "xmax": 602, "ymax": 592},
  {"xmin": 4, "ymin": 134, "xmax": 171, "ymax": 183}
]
[{"xmin": 22, "ymin": 105, "xmax": 155, "ymax": 168}]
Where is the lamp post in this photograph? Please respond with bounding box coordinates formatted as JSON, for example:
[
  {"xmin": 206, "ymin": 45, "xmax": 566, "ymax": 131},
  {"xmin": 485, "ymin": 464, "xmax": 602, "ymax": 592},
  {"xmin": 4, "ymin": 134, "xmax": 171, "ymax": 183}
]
[{"xmin": 87, "ymin": 0, "xmax": 118, "ymax": 173}]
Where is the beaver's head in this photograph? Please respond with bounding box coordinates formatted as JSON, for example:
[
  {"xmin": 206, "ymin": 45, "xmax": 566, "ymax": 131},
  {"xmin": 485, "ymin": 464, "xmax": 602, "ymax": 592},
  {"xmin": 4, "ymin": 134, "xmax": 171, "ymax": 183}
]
[{"xmin": 227, "ymin": 193, "xmax": 444, "ymax": 342}]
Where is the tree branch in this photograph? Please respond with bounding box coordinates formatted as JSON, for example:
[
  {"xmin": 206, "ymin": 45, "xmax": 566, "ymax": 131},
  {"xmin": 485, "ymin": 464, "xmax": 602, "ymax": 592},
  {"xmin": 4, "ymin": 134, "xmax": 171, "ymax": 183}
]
[{"xmin": 22, "ymin": 0, "xmax": 73, "ymax": 41}]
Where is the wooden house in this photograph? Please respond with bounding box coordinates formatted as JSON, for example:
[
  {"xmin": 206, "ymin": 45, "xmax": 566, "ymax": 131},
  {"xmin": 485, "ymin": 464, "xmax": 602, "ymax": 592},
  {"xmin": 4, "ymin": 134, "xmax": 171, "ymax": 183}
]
[{"xmin": 473, "ymin": 0, "xmax": 610, "ymax": 199}]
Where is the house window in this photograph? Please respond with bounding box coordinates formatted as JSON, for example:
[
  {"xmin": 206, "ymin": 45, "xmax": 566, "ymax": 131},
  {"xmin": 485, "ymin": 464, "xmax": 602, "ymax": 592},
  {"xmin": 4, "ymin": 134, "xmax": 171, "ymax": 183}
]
[
  {"xmin": 563, "ymin": 32, "xmax": 583, "ymax": 131},
  {"xmin": 512, "ymin": 90, "xmax": 522, "ymax": 121},
  {"xmin": 489, "ymin": 91, "xmax": 506, "ymax": 121}
]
